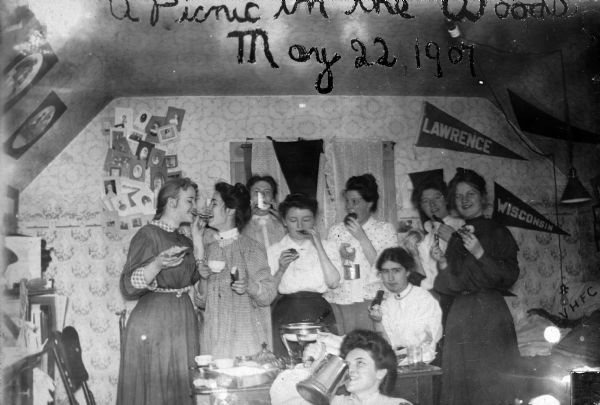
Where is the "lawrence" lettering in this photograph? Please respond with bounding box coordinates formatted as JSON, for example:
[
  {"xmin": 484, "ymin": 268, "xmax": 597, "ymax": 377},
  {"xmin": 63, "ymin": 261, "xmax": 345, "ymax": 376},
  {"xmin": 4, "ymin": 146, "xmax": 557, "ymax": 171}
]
[{"xmin": 421, "ymin": 118, "xmax": 492, "ymax": 154}]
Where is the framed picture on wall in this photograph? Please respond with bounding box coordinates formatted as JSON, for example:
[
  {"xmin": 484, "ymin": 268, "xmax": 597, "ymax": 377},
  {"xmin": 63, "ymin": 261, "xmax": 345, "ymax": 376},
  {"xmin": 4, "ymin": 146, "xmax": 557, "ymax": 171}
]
[
  {"xmin": 145, "ymin": 116, "xmax": 165, "ymax": 143},
  {"xmin": 150, "ymin": 166, "xmax": 167, "ymax": 191},
  {"xmin": 3, "ymin": 91, "xmax": 67, "ymax": 159},
  {"xmin": 157, "ymin": 124, "xmax": 179, "ymax": 143},
  {"xmin": 135, "ymin": 140, "xmax": 154, "ymax": 167},
  {"xmin": 165, "ymin": 106, "xmax": 185, "ymax": 132},
  {"xmin": 148, "ymin": 147, "xmax": 165, "ymax": 168},
  {"xmin": 133, "ymin": 109, "xmax": 151, "ymax": 131},
  {"xmin": 110, "ymin": 127, "xmax": 130, "ymax": 153},
  {"xmin": 3, "ymin": 47, "xmax": 58, "ymax": 112},
  {"xmin": 164, "ymin": 154, "xmax": 178, "ymax": 169}
]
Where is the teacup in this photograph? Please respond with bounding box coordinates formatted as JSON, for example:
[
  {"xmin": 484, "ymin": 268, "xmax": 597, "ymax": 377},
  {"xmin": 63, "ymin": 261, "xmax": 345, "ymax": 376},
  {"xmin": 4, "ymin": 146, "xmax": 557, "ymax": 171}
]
[
  {"xmin": 208, "ymin": 260, "xmax": 226, "ymax": 273},
  {"xmin": 195, "ymin": 354, "xmax": 213, "ymax": 367}
]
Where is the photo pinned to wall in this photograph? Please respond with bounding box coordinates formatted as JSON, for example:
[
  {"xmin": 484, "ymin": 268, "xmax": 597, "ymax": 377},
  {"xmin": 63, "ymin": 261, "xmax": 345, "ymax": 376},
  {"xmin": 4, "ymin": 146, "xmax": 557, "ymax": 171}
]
[
  {"xmin": 128, "ymin": 158, "xmax": 146, "ymax": 182},
  {"xmin": 110, "ymin": 127, "xmax": 130, "ymax": 154},
  {"xmin": 135, "ymin": 140, "xmax": 154, "ymax": 167},
  {"xmin": 114, "ymin": 107, "xmax": 133, "ymax": 132},
  {"xmin": 133, "ymin": 109, "xmax": 151, "ymax": 132},
  {"xmin": 101, "ymin": 176, "xmax": 120, "ymax": 211},
  {"xmin": 131, "ymin": 216, "xmax": 143, "ymax": 229},
  {"xmin": 145, "ymin": 116, "xmax": 165, "ymax": 143},
  {"xmin": 148, "ymin": 147, "xmax": 166, "ymax": 168},
  {"xmin": 165, "ymin": 106, "xmax": 185, "ymax": 132},
  {"xmin": 128, "ymin": 130, "xmax": 145, "ymax": 143},
  {"xmin": 103, "ymin": 148, "xmax": 133, "ymax": 173},
  {"xmin": 104, "ymin": 211, "xmax": 119, "ymax": 230},
  {"xmin": 3, "ymin": 45, "xmax": 59, "ymax": 111},
  {"xmin": 120, "ymin": 178, "xmax": 148, "ymax": 215},
  {"xmin": 164, "ymin": 154, "xmax": 178, "ymax": 170},
  {"xmin": 3, "ymin": 91, "xmax": 67, "ymax": 159},
  {"xmin": 150, "ymin": 166, "xmax": 167, "ymax": 192},
  {"xmin": 157, "ymin": 124, "xmax": 179, "ymax": 143}
]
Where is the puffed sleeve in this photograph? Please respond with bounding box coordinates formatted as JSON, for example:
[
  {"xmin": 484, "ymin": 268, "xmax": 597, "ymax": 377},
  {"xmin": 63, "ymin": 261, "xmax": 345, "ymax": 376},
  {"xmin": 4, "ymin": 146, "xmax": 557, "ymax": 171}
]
[
  {"xmin": 371, "ymin": 222, "xmax": 399, "ymax": 254},
  {"xmin": 245, "ymin": 238, "xmax": 278, "ymax": 306},
  {"xmin": 120, "ymin": 227, "xmax": 158, "ymax": 300}
]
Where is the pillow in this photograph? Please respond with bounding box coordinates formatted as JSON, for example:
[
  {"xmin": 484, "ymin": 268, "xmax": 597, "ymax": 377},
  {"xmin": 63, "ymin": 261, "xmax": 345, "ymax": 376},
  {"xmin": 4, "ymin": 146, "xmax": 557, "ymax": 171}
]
[{"xmin": 552, "ymin": 281, "xmax": 600, "ymax": 320}]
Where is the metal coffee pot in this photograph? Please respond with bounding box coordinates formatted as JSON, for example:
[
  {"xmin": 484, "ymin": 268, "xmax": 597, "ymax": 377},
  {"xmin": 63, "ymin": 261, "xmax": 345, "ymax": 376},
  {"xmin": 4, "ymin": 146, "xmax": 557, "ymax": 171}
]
[{"xmin": 296, "ymin": 353, "xmax": 349, "ymax": 405}]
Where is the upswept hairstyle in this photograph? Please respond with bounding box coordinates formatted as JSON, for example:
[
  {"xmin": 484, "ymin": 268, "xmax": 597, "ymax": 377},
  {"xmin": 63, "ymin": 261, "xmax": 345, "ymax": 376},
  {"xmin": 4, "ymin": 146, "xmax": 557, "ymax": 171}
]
[
  {"xmin": 345, "ymin": 173, "xmax": 379, "ymax": 213},
  {"xmin": 214, "ymin": 182, "xmax": 252, "ymax": 231},
  {"xmin": 153, "ymin": 177, "xmax": 198, "ymax": 220},
  {"xmin": 246, "ymin": 174, "xmax": 279, "ymax": 199},
  {"xmin": 339, "ymin": 329, "xmax": 397, "ymax": 395},
  {"xmin": 375, "ymin": 247, "xmax": 416, "ymax": 273},
  {"xmin": 278, "ymin": 193, "xmax": 318, "ymax": 219},
  {"xmin": 447, "ymin": 168, "xmax": 487, "ymax": 211}
]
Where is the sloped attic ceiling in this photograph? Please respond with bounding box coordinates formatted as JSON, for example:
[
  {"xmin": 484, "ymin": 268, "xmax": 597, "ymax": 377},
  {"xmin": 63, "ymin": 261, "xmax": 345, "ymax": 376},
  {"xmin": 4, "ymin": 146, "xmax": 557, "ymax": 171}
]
[{"xmin": 2, "ymin": 0, "xmax": 599, "ymax": 191}]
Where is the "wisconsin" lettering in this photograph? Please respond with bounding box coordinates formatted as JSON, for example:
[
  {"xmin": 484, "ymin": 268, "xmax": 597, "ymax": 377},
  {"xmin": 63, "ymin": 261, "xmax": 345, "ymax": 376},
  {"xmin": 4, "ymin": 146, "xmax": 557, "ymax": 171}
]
[{"xmin": 496, "ymin": 199, "xmax": 554, "ymax": 231}]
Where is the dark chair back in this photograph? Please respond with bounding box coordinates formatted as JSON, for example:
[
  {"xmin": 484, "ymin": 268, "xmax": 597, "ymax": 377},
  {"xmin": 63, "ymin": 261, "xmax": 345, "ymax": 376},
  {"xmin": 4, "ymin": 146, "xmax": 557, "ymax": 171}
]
[{"xmin": 50, "ymin": 326, "xmax": 96, "ymax": 405}]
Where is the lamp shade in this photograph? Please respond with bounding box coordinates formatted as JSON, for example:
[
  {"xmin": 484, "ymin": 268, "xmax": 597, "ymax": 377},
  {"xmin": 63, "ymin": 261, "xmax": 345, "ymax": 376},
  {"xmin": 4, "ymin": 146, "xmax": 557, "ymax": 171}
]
[{"xmin": 560, "ymin": 168, "xmax": 592, "ymax": 204}]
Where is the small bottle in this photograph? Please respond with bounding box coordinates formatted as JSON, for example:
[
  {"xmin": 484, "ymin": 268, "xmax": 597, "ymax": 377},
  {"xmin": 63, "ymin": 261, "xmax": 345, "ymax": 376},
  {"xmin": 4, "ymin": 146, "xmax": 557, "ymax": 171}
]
[{"xmin": 230, "ymin": 266, "xmax": 239, "ymax": 286}]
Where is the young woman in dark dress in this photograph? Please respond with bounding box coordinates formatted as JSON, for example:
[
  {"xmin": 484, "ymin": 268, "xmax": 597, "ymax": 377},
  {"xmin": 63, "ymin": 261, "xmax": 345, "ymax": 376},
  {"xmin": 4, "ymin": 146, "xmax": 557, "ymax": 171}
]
[
  {"xmin": 432, "ymin": 168, "xmax": 521, "ymax": 405},
  {"xmin": 117, "ymin": 178, "xmax": 204, "ymax": 405}
]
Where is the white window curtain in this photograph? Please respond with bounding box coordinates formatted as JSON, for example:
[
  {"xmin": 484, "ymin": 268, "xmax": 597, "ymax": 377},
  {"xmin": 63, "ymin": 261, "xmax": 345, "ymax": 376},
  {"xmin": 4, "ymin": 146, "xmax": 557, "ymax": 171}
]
[{"xmin": 249, "ymin": 140, "xmax": 397, "ymax": 235}]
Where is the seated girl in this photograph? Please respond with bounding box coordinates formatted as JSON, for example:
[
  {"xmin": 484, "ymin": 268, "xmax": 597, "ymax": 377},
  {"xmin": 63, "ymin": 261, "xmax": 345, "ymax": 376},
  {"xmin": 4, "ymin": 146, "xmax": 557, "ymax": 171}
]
[
  {"xmin": 270, "ymin": 329, "xmax": 412, "ymax": 405},
  {"xmin": 368, "ymin": 247, "xmax": 442, "ymax": 364}
]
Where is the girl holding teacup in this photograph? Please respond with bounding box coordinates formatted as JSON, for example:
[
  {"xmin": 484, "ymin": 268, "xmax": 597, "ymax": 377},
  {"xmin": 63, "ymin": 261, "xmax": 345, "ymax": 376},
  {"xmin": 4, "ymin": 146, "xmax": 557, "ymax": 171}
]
[{"xmin": 197, "ymin": 182, "xmax": 277, "ymax": 358}]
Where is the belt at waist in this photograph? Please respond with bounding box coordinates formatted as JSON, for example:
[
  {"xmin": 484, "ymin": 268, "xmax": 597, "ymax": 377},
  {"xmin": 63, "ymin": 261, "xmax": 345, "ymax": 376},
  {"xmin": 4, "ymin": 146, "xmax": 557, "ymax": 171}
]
[
  {"xmin": 283, "ymin": 291, "xmax": 323, "ymax": 299},
  {"xmin": 154, "ymin": 285, "xmax": 193, "ymax": 297}
]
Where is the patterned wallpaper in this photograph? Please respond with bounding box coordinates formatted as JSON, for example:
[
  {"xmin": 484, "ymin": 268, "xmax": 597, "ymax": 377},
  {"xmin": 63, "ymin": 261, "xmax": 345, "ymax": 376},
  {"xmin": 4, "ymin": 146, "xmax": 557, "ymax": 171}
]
[{"xmin": 18, "ymin": 96, "xmax": 600, "ymax": 405}]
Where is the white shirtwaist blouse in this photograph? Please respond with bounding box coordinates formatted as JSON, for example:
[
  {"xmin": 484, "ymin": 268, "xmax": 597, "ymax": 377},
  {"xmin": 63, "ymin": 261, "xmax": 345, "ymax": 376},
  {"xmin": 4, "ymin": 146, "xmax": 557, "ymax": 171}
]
[
  {"xmin": 380, "ymin": 285, "xmax": 442, "ymax": 363},
  {"xmin": 267, "ymin": 235, "xmax": 343, "ymax": 294}
]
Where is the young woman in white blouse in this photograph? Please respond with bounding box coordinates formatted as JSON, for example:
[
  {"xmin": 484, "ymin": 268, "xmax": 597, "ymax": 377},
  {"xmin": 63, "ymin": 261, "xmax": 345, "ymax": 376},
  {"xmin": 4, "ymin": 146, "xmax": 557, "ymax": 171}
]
[
  {"xmin": 368, "ymin": 247, "xmax": 442, "ymax": 364},
  {"xmin": 268, "ymin": 193, "xmax": 342, "ymax": 357}
]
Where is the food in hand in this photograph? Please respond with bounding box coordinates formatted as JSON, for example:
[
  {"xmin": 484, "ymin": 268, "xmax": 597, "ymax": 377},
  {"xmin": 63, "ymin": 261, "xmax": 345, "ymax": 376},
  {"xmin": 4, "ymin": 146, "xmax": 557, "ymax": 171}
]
[
  {"xmin": 230, "ymin": 266, "xmax": 240, "ymax": 286},
  {"xmin": 458, "ymin": 225, "xmax": 475, "ymax": 235},
  {"xmin": 164, "ymin": 246, "xmax": 189, "ymax": 256},
  {"xmin": 344, "ymin": 212, "xmax": 358, "ymax": 225},
  {"xmin": 370, "ymin": 290, "xmax": 385, "ymax": 309},
  {"xmin": 287, "ymin": 248, "xmax": 298, "ymax": 255}
]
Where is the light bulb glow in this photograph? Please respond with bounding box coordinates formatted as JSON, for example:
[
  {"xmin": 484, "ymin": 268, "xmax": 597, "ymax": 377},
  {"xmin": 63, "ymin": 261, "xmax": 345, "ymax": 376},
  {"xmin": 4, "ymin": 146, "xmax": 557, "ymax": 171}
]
[
  {"xmin": 529, "ymin": 394, "xmax": 560, "ymax": 405},
  {"xmin": 543, "ymin": 326, "xmax": 561, "ymax": 343}
]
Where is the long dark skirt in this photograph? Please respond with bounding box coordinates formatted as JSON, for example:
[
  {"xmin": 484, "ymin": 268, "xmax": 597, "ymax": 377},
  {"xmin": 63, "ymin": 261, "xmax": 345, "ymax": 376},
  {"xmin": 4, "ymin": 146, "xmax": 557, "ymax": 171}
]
[
  {"xmin": 117, "ymin": 292, "xmax": 199, "ymax": 405},
  {"xmin": 271, "ymin": 292, "xmax": 337, "ymax": 358},
  {"xmin": 440, "ymin": 290, "xmax": 520, "ymax": 405}
]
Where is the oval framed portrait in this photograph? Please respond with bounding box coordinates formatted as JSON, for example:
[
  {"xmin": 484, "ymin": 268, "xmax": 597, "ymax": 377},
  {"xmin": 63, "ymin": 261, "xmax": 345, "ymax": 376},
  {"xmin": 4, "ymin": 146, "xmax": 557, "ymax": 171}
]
[{"xmin": 2, "ymin": 53, "xmax": 43, "ymax": 105}]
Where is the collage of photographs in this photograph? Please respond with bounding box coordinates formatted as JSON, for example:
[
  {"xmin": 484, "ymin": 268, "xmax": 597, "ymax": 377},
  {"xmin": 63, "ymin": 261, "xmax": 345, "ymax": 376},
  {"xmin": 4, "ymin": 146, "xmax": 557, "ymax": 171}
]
[{"xmin": 101, "ymin": 105, "xmax": 186, "ymax": 231}]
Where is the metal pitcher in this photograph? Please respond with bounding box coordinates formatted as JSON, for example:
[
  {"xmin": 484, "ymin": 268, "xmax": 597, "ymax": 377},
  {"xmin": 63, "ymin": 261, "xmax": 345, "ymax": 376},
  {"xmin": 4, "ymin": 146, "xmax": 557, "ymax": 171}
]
[{"xmin": 296, "ymin": 354, "xmax": 349, "ymax": 405}]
